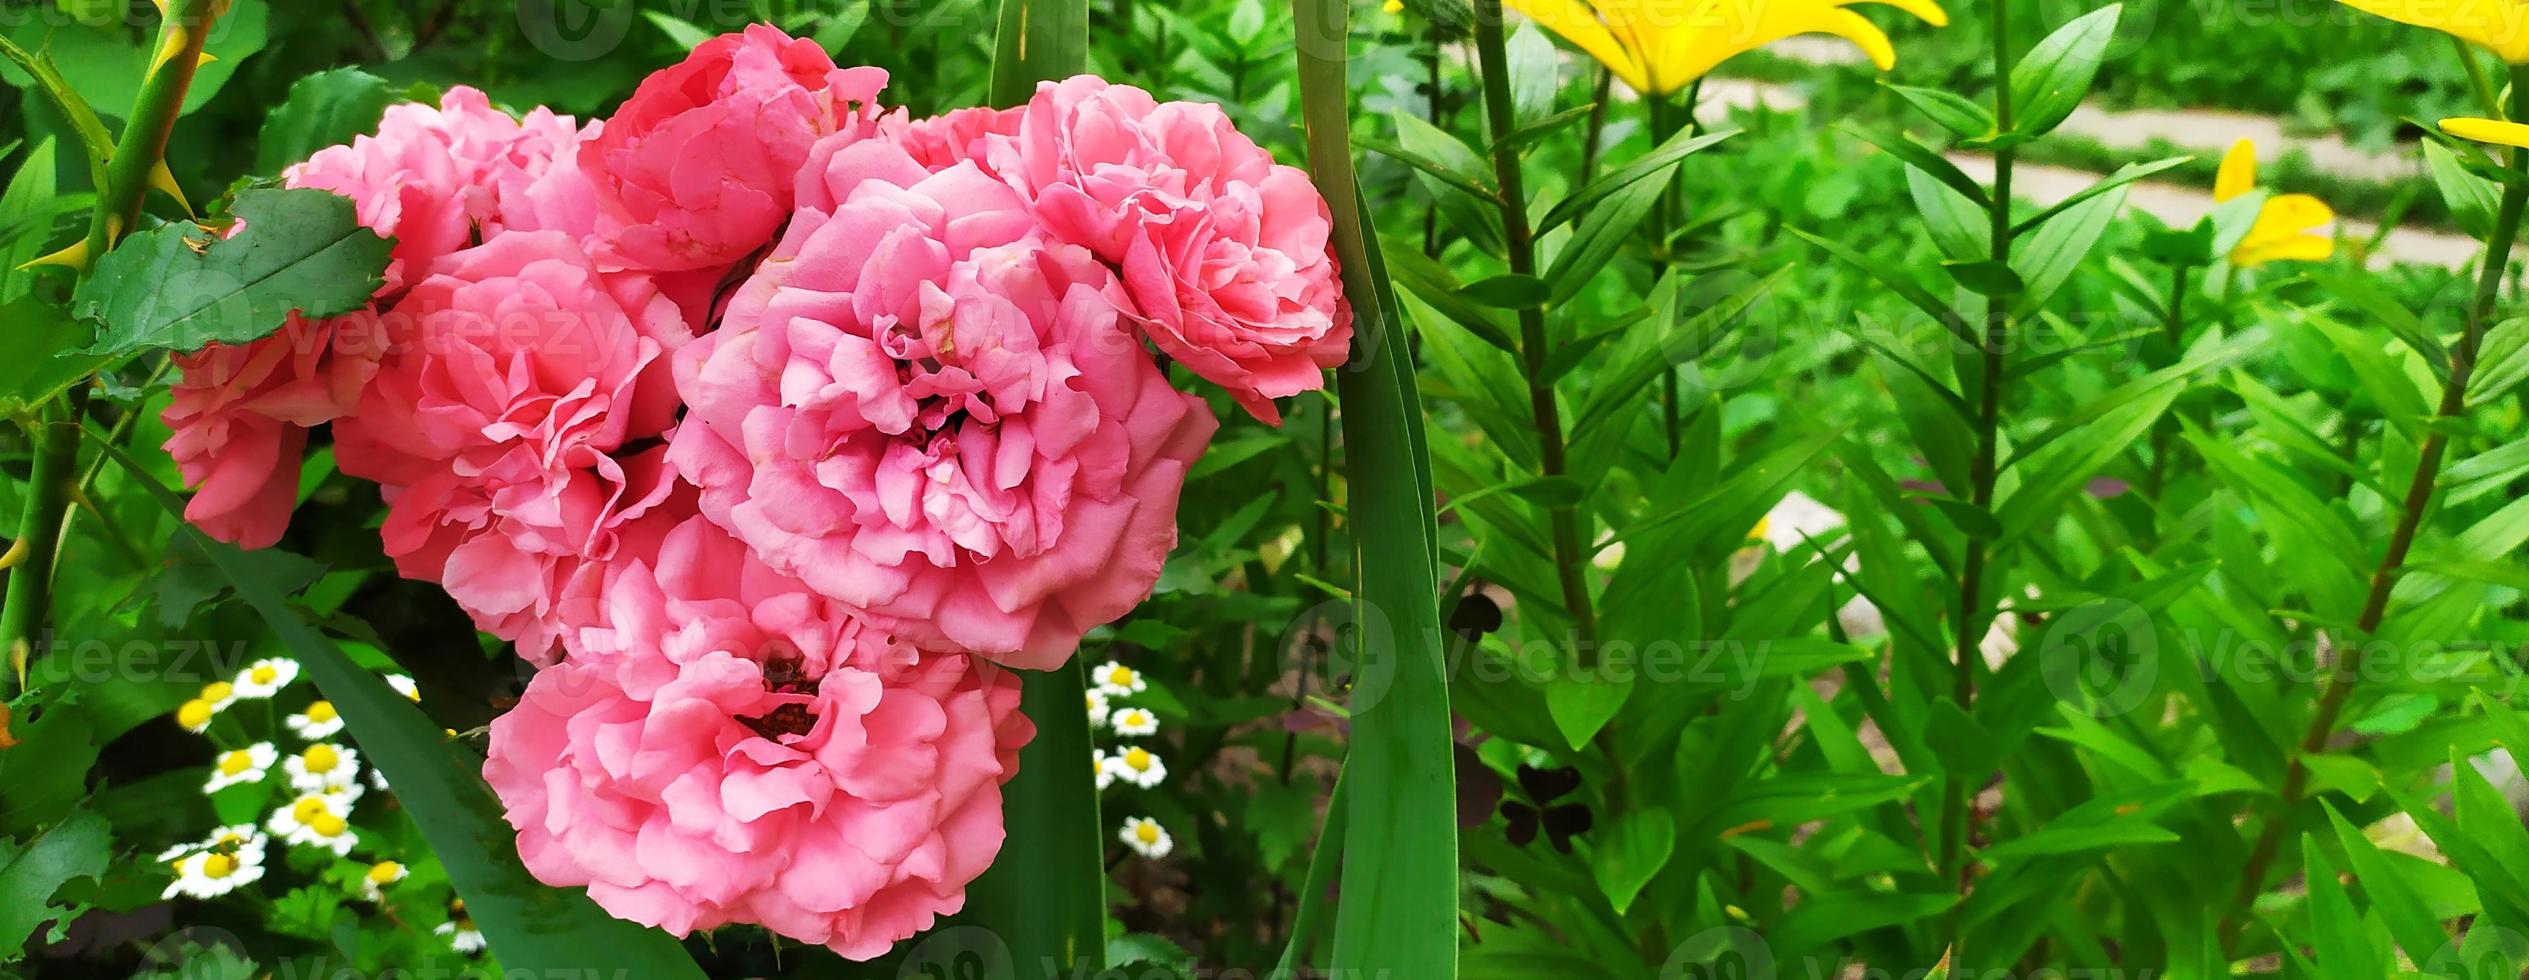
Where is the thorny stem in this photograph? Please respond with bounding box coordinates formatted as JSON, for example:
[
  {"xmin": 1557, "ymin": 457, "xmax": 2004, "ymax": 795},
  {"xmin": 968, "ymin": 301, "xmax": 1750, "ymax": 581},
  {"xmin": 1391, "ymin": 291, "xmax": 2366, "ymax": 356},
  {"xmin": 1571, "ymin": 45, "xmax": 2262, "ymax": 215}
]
[
  {"xmin": 4, "ymin": 0, "xmax": 220, "ymax": 698},
  {"xmin": 1470, "ymin": 0, "xmax": 1596, "ymax": 644},
  {"xmin": 2222, "ymin": 64, "xmax": 2529, "ymax": 958}
]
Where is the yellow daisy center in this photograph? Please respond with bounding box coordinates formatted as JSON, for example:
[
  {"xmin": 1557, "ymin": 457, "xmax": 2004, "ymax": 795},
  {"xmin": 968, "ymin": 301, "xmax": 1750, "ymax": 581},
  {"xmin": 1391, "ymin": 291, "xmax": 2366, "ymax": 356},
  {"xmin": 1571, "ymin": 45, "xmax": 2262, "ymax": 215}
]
[
  {"xmin": 1124, "ymin": 710, "xmax": 1149, "ymax": 726},
  {"xmin": 200, "ymin": 681, "xmax": 234, "ymax": 703},
  {"xmin": 218, "ymin": 750, "xmax": 256, "ymax": 775},
  {"xmin": 200, "ymin": 853, "xmax": 238, "ymax": 879},
  {"xmin": 367, "ymin": 861, "xmax": 404, "ymax": 884},
  {"xmin": 1124, "ymin": 748, "xmax": 1153, "ymax": 771},
  {"xmin": 310, "ymin": 813, "xmax": 348, "ymax": 838},
  {"xmin": 302, "ymin": 744, "xmax": 341, "ymax": 773},
  {"xmin": 305, "ymin": 701, "xmax": 337, "ymax": 723},
  {"xmin": 176, "ymin": 700, "xmax": 214, "ymax": 730},
  {"xmin": 292, "ymin": 797, "xmax": 330, "ymax": 822},
  {"xmin": 1133, "ymin": 822, "xmax": 1161, "ymax": 844},
  {"xmin": 249, "ymin": 665, "xmax": 278, "ymax": 685}
]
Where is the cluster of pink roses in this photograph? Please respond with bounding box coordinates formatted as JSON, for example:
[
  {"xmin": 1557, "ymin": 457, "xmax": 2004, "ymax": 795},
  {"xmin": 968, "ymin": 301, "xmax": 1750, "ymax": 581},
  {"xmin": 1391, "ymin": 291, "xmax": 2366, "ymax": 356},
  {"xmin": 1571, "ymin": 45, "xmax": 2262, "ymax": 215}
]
[{"xmin": 159, "ymin": 26, "xmax": 1347, "ymax": 959}]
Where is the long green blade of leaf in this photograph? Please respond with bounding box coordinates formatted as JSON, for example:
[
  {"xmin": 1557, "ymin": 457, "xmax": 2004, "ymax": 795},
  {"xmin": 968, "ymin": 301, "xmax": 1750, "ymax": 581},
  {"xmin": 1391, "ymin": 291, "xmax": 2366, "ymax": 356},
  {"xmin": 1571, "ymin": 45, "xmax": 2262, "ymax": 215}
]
[
  {"xmin": 92, "ymin": 433, "xmax": 707, "ymax": 979},
  {"xmin": 1293, "ymin": 0, "xmax": 1457, "ymax": 975},
  {"xmin": 988, "ymin": 0, "xmax": 1088, "ymax": 108}
]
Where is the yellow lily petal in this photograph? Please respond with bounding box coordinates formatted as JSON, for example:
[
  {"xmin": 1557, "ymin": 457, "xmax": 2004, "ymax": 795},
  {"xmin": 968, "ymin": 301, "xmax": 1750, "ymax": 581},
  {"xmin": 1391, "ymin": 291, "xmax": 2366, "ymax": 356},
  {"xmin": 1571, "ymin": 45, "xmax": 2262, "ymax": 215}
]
[
  {"xmin": 1663, "ymin": 4, "xmax": 1897, "ymax": 87},
  {"xmin": 2213, "ymin": 138, "xmax": 2256, "ymax": 203},
  {"xmin": 2233, "ymin": 233, "xmax": 2335, "ymax": 267},
  {"xmin": 2335, "ymin": 0, "xmax": 2529, "ymax": 63},
  {"xmin": 1507, "ymin": 0, "xmax": 1655, "ymax": 94},
  {"xmin": 2231, "ymin": 194, "xmax": 2336, "ymax": 267},
  {"xmin": 2442, "ymin": 115, "xmax": 2529, "ymax": 149}
]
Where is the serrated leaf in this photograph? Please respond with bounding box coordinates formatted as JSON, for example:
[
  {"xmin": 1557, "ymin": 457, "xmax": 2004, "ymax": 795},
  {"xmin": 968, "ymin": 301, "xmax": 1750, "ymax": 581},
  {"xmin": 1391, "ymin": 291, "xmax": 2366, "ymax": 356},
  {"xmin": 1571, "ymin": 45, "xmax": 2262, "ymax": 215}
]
[
  {"xmin": 255, "ymin": 68, "xmax": 396, "ymax": 176},
  {"xmin": 73, "ymin": 188, "xmax": 391, "ymax": 355},
  {"xmin": 0, "ymin": 808, "xmax": 110, "ymax": 960}
]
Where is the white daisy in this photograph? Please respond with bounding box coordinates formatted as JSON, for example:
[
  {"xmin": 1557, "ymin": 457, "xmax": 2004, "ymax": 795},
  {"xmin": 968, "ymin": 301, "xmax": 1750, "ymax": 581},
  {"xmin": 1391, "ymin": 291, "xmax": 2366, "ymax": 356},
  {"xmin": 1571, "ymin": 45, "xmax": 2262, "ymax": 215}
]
[
  {"xmin": 354, "ymin": 860, "xmax": 408, "ymax": 903},
  {"xmin": 268, "ymin": 790, "xmax": 361, "ymax": 856},
  {"xmin": 202, "ymin": 742, "xmax": 277, "ymax": 793},
  {"xmin": 368, "ymin": 765, "xmax": 390, "ymax": 792},
  {"xmin": 1118, "ymin": 816, "xmax": 1173, "ymax": 858},
  {"xmin": 163, "ymin": 848, "xmax": 266, "ymax": 899},
  {"xmin": 1109, "ymin": 706, "xmax": 1159, "ymax": 737},
  {"xmin": 1090, "ymin": 661, "xmax": 1146, "ymax": 697},
  {"xmin": 232, "ymin": 658, "xmax": 300, "ymax": 700},
  {"xmin": 1086, "ymin": 689, "xmax": 1111, "ymax": 728},
  {"xmin": 158, "ymin": 825, "xmax": 267, "ymax": 900},
  {"xmin": 285, "ymin": 700, "xmax": 345, "ymax": 740},
  {"xmin": 1093, "ymin": 749, "xmax": 1116, "ymax": 790},
  {"xmin": 198, "ymin": 680, "xmax": 240, "ymax": 712},
  {"xmin": 437, "ymin": 902, "xmax": 485, "ymax": 954},
  {"xmin": 1102, "ymin": 746, "xmax": 1167, "ymax": 789},
  {"xmin": 284, "ymin": 743, "xmax": 362, "ymax": 793},
  {"xmin": 384, "ymin": 674, "xmax": 420, "ymax": 702}
]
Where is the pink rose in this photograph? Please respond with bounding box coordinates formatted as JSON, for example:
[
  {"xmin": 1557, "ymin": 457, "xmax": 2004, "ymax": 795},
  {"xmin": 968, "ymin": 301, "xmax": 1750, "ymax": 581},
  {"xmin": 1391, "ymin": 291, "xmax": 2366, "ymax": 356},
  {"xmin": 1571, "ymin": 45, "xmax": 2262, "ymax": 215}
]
[
  {"xmin": 484, "ymin": 516, "xmax": 1031, "ymax": 960},
  {"xmin": 668, "ymin": 137, "xmax": 1217, "ymax": 668},
  {"xmin": 160, "ymin": 312, "xmax": 390, "ymax": 548},
  {"xmin": 883, "ymin": 105, "xmax": 1018, "ymax": 171},
  {"xmin": 584, "ymin": 25, "xmax": 890, "ymax": 273},
  {"xmin": 285, "ymin": 86, "xmax": 583, "ymax": 290},
  {"xmin": 334, "ymin": 231, "xmax": 693, "ymax": 659},
  {"xmin": 1000, "ymin": 76, "xmax": 1350, "ymax": 424}
]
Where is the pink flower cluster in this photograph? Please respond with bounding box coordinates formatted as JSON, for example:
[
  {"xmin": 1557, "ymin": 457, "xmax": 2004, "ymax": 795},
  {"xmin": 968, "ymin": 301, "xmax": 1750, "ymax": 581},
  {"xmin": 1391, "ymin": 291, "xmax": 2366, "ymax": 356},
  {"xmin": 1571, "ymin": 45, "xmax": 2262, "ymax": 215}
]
[{"xmin": 157, "ymin": 25, "xmax": 1347, "ymax": 960}]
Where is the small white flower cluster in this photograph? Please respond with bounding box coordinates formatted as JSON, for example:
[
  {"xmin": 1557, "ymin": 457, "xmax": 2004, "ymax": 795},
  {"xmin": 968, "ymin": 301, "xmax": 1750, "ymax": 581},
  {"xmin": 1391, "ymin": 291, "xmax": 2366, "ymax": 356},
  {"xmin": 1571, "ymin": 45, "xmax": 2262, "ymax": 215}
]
[
  {"xmin": 1088, "ymin": 660, "xmax": 1172, "ymax": 859},
  {"xmin": 164, "ymin": 660, "xmax": 444, "ymax": 944}
]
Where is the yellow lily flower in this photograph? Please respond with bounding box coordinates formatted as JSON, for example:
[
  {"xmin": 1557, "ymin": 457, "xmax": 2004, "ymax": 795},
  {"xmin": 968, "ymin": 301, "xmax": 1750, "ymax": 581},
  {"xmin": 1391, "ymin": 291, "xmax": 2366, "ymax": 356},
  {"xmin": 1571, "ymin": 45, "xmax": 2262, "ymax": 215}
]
[
  {"xmin": 1507, "ymin": 0, "xmax": 1948, "ymax": 96},
  {"xmin": 2442, "ymin": 115, "xmax": 2529, "ymax": 148},
  {"xmin": 2336, "ymin": 0, "xmax": 2529, "ymax": 63},
  {"xmin": 2214, "ymin": 139, "xmax": 2335, "ymax": 267}
]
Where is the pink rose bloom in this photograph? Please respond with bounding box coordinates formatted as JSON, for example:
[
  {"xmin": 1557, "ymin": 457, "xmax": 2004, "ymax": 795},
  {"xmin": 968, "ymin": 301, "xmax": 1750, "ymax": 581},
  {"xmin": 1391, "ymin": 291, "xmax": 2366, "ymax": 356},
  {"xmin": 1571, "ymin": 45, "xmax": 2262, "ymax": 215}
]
[
  {"xmin": 883, "ymin": 105, "xmax": 1017, "ymax": 171},
  {"xmin": 160, "ymin": 312, "xmax": 390, "ymax": 548},
  {"xmin": 334, "ymin": 230, "xmax": 693, "ymax": 659},
  {"xmin": 1000, "ymin": 76, "xmax": 1350, "ymax": 424},
  {"xmin": 669, "ymin": 138, "xmax": 1218, "ymax": 668},
  {"xmin": 485, "ymin": 516, "xmax": 1032, "ymax": 960},
  {"xmin": 585, "ymin": 25, "xmax": 890, "ymax": 272},
  {"xmin": 286, "ymin": 86, "xmax": 581, "ymax": 290}
]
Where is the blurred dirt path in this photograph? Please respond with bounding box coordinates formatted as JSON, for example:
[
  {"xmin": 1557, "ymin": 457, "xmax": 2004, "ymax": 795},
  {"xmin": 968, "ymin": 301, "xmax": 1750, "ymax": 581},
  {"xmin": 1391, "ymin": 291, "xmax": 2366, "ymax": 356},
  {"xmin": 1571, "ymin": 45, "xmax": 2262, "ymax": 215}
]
[{"xmin": 1692, "ymin": 78, "xmax": 2479, "ymax": 268}]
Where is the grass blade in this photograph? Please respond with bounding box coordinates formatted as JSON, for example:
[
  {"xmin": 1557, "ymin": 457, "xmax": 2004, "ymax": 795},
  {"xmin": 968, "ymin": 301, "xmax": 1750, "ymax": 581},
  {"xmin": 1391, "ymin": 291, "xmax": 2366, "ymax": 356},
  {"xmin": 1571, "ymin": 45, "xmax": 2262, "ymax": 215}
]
[
  {"xmin": 91, "ymin": 432, "xmax": 706, "ymax": 978},
  {"xmin": 989, "ymin": 0, "xmax": 1088, "ymax": 108},
  {"xmin": 1292, "ymin": 0, "xmax": 1459, "ymax": 976}
]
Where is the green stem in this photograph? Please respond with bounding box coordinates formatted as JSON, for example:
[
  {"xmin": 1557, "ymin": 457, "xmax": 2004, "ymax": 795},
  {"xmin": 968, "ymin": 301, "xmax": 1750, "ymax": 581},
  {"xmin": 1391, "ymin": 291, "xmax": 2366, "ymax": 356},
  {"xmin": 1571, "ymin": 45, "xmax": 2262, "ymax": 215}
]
[
  {"xmin": 1578, "ymin": 66, "xmax": 1613, "ymax": 182},
  {"xmin": 1940, "ymin": 0, "xmax": 2017, "ymax": 955},
  {"xmin": 5, "ymin": 0, "xmax": 217, "ymax": 699},
  {"xmin": 1424, "ymin": 21, "xmax": 1446, "ymax": 255},
  {"xmin": 2143, "ymin": 262, "xmax": 2192, "ymax": 500},
  {"xmin": 2458, "ymin": 37, "xmax": 2504, "ymax": 119},
  {"xmin": 1471, "ymin": 0, "xmax": 1596, "ymax": 643},
  {"xmin": 2224, "ymin": 68, "xmax": 2529, "ymax": 955}
]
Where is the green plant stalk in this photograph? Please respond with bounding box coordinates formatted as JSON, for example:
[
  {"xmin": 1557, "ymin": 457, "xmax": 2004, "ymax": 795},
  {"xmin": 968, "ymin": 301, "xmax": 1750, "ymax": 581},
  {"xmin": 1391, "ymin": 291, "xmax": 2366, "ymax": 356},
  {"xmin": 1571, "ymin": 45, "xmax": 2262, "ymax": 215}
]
[
  {"xmin": 3, "ymin": 0, "xmax": 217, "ymax": 699},
  {"xmin": 1939, "ymin": 0, "xmax": 2016, "ymax": 946},
  {"xmin": 1294, "ymin": 0, "xmax": 1458, "ymax": 973},
  {"xmin": 2222, "ymin": 65, "xmax": 2529, "ymax": 954},
  {"xmin": 1578, "ymin": 66, "xmax": 1613, "ymax": 182},
  {"xmin": 1471, "ymin": 0, "xmax": 1597, "ymax": 644},
  {"xmin": 2142, "ymin": 261, "xmax": 2192, "ymax": 500}
]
